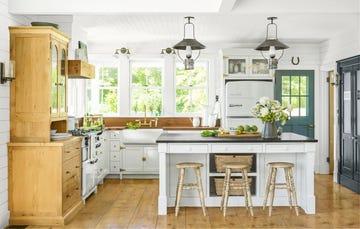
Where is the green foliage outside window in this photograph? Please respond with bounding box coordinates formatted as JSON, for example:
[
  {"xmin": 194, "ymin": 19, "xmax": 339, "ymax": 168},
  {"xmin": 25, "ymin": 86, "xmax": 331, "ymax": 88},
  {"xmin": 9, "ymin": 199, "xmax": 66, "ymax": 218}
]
[
  {"xmin": 176, "ymin": 63, "xmax": 207, "ymax": 113},
  {"xmin": 131, "ymin": 65, "xmax": 163, "ymax": 116}
]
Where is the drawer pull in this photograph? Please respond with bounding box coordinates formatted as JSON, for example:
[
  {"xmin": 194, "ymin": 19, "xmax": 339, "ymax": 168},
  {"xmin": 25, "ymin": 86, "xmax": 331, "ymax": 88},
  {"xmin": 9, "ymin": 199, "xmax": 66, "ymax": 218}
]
[
  {"xmin": 66, "ymin": 171, "xmax": 70, "ymax": 174},
  {"xmin": 66, "ymin": 194, "xmax": 71, "ymax": 198},
  {"xmin": 65, "ymin": 151, "xmax": 71, "ymax": 154},
  {"xmin": 75, "ymin": 166, "xmax": 80, "ymax": 168}
]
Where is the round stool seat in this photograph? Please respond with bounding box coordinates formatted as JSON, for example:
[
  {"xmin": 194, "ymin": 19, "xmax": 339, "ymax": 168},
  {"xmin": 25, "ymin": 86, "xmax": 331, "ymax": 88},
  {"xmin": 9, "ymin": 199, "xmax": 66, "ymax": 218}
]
[
  {"xmin": 176, "ymin": 162, "xmax": 203, "ymax": 169},
  {"xmin": 223, "ymin": 162, "xmax": 250, "ymax": 169},
  {"xmin": 267, "ymin": 162, "xmax": 294, "ymax": 168}
]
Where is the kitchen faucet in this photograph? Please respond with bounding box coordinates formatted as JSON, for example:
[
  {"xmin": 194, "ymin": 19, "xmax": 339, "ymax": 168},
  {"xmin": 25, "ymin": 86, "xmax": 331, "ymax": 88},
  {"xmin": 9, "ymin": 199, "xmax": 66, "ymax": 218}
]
[{"xmin": 135, "ymin": 104, "xmax": 158, "ymax": 127}]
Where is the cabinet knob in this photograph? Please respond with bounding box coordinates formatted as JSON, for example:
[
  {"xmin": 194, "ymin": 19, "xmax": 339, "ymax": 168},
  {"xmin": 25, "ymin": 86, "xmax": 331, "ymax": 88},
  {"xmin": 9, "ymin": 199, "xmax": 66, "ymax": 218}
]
[
  {"xmin": 142, "ymin": 156, "xmax": 146, "ymax": 161},
  {"xmin": 66, "ymin": 171, "xmax": 70, "ymax": 174}
]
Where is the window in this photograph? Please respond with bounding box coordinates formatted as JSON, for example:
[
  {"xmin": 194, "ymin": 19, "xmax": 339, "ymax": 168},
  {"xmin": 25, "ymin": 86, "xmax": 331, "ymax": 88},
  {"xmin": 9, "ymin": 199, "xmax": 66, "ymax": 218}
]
[
  {"xmin": 130, "ymin": 60, "xmax": 163, "ymax": 116},
  {"xmin": 87, "ymin": 63, "xmax": 119, "ymax": 115},
  {"xmin": 175, "ymin": 61, "xmax": 208, "ymax": 114},
  {"xmin": 281, "ymin": 75, "xmax": 309, "ymax": 117}
]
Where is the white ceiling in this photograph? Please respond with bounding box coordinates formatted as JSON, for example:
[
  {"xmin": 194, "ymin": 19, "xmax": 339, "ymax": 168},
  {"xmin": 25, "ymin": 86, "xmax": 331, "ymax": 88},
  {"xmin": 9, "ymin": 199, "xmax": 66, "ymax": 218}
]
[{"xmin": 13, "ymin": 0, "xmax": 360, "ymax": 53}]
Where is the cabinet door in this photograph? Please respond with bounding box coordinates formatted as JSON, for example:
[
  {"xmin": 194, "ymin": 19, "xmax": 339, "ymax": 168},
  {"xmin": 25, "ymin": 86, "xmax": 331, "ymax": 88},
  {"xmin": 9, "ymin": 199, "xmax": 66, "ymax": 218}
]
[
  {"xmin": 250, "ymin": 58, "xmax": 269, "ymax": 75},
  {"xmin": 123, "ymin": 146, "xmax": 144, "ymax": 172},
  {"xmin": 58, "ymin": 46, "xmax": 67, "ymax": 117},
  {"xmin": 143, "ymin": 146, "xmax": 159, "ymax": 172},
  {"xmin": 224, "ymin": 56, "xmax": 247, "ymax": 76},
  {"xmin": 51, "ymin": 42, "xmax": 59, "ymax": 117}
]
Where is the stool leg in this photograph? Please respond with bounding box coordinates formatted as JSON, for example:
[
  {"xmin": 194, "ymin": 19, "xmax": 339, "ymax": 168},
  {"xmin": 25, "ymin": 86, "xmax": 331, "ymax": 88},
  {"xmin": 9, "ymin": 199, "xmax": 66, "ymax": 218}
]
[
  {"xmin": 243, "ymin": 168, "xmax": 253, "ymax": 216},
  {"xmin": 222, "ymin": 168, "xmax": 231, "ymax": 216},
  {"xmin": 195, "ymin": 167, "xmax": 207, "ymax": 216},
  {"xmin": 220, "ymin": 170, "xmax": 227, "ymax": 211},
  {"xmin": 284, "ymin": 168, "xmax": 293, "ymax": 209},
  {"xmin": 263, "ymin": 166, "xmax": 273, "ymax": 210},
  {"xmin": 175, "ymin": 168, "xmax": 185, "ymax": 216},
  {"xmin": 289, "ymin": 167, "xmax": 299, "ymax": 216},
  {"xmin": 269, "ymin": 168, "xmax": 277, "ymax": 216}
]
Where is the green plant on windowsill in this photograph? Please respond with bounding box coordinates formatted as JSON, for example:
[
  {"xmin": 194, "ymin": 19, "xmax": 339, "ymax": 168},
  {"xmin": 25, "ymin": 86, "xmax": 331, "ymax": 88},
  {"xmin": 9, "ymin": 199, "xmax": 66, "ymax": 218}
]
[{"xmin": 126, "ymin": 122, "xmax": 141, "ymax": 130}]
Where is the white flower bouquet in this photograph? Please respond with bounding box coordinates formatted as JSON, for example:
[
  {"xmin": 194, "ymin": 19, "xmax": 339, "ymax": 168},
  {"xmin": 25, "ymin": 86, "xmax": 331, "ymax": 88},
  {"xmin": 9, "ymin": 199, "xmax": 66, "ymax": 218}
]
[{"xmin": 251, "ymin": 97, "xmax": 291, "ymax": 125}]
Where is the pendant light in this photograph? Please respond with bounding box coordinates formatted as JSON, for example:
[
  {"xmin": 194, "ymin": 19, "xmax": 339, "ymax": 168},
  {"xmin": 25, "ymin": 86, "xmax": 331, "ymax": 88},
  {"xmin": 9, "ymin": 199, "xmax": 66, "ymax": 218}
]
[
  {"xmin": 255, "ymin": 17, "xmax": 289, "ymax": 73},
  {"xmin": 173, "ymin": 16, "xmax": 206, "ymax": 70}
]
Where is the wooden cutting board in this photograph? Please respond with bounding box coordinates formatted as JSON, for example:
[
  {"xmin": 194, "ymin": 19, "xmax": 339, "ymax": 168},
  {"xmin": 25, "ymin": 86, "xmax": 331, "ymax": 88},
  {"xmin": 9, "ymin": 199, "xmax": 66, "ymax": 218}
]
[{"xmin": 217, "ymin": 132, "xmax": 261, "ymax": 138}]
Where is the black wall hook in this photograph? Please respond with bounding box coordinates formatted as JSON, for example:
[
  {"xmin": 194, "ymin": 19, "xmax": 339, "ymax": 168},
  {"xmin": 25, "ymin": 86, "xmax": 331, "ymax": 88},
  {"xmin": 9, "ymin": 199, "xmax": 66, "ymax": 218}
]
[{"xmin": 291, "ymin": 57, "xmax": 300, "ymax": 65}]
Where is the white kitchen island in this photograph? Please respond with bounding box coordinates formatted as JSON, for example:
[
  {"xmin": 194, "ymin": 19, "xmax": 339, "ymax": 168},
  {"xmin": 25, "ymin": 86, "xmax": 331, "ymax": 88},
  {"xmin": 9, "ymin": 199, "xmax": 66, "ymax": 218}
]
[{"xmin": 156, "ymin": 132, "xmax": 317, "ymax": 215}]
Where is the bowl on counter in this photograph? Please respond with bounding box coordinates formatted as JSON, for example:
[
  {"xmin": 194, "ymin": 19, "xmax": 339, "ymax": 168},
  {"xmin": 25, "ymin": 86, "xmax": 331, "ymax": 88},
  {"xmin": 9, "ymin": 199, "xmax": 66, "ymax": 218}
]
[{"xmin": 229, "ymin": 128, "xmax": 238, "ymax": 135}]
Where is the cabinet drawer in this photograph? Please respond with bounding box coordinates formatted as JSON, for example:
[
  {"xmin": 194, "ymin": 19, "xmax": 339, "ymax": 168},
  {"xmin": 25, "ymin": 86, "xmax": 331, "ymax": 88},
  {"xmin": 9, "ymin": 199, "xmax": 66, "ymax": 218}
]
[
  {"xmin": 168, "ymin": 144, "xmax": 208, "ymax": 153},
  {"xmin": 110, "ymin": 141, "xmax": 122, "ymax": 151},
  {"xmin": 211, "ymin": 144, "xmax": 262, "ymax": 153},
  {"xmin": 110, "ymin": 162, "xmax": 121, "ymax": 172},
  {"xmin": 110, "ymin": 131, "xmax": 122, "ymax": 139},
  {"xmin": 63, "ymin": 141, "xmax": 81, "ymax": 161},
  {"xmin": 110, "ymin": 151, "xmax": 121, "ymax": 161},
  {"xmin": 62, "ymin": 179, "xmax": 81, "ymax": 214},
  {"xmin": 265, "ymin": 144, "xmax": 304, "ymax": 153},
  {"xmin": 63, "ymin": 156, "xmax": 81, "ymax": 182}
]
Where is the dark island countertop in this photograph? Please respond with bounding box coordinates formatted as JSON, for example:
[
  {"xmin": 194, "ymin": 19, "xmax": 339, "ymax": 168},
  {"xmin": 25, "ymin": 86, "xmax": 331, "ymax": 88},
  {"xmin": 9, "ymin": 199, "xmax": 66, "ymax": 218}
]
[{"xmin": 156, "ymin": 132, "xmax": 318, "ymax": 143}]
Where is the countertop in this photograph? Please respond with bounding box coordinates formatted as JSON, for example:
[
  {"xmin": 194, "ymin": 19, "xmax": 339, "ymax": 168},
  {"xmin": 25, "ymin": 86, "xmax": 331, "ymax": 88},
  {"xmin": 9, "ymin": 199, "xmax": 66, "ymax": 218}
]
[
  {"xmin": 156, "ymin": 132, "xmax": 318, "ymax": 143},
  {"xmin": 104, "ymin": 126, "xmax": 219, "ymax": 131}
]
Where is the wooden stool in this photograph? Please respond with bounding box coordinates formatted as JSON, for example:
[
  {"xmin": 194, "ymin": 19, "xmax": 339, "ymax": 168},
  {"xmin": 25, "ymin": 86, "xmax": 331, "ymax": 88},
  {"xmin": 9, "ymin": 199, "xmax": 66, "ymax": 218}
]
[
  {"xmin": 263, "ymin": 162, "xmax": 299, "ymax": 216},
  {"xmin": 175, "ymin": 162, "xmax": 206, "ymax": 216},
  {"xmin": 220, "ymin": 162, "xmax": 253, "ymax": 217}
]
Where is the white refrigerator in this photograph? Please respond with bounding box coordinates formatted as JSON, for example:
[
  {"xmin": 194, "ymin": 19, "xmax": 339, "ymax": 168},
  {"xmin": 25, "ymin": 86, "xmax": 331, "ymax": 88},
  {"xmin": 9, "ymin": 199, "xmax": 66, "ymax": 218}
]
[{"xmin": 224, "ymin": 80, "xmax": 274, "ymax": 129}]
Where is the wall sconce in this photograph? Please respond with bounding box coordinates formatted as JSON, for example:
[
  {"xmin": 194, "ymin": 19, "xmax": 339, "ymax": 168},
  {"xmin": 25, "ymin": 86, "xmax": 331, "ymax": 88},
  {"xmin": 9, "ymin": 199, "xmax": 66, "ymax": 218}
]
[
  {"xmin": 173, "ymin": 16, "xmax": 206, "ymax": 70},
  {"xmin": 255, "ymin": 17, "xmax": 289, "ymax": 75},
  {"xmin": 0, "ymin": 61, "xmax": 15, "ymax": 84},
  {"xmin": 160, "ymin": 47, "xmax": 176, "ymax": 55},
  {"xmin": 113, "ymin": 47, "xmax": 130, "ymax": 58}
]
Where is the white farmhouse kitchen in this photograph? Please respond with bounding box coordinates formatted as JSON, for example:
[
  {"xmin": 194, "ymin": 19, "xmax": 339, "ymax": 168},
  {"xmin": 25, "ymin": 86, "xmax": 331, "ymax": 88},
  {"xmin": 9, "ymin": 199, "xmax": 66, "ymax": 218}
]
[{"xmin": 0, "ymin": 0, "xmax": 359, "ymax": 228}]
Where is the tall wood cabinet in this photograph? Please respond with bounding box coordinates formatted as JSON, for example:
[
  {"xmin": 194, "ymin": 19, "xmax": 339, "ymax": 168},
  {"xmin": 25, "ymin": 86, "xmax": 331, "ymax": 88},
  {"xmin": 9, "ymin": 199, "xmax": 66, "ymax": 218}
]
[
  {"xmin": 7, "ymin": 27, "xmax": 83, "ymax": 226},
  {"xmin": 337, "ymin": 55, "xmax": 360, "ymax": 193},
  {"xmin": 9, "ymin": 26, "xmax": 69, "ymax": 143}
]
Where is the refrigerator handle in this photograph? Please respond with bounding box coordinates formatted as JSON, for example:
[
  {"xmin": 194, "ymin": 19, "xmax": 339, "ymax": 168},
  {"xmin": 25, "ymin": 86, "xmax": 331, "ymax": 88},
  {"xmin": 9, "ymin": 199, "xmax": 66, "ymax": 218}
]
[{"xmin": 229, "ymin": 104, "xmax": 243, "ymax": 107}]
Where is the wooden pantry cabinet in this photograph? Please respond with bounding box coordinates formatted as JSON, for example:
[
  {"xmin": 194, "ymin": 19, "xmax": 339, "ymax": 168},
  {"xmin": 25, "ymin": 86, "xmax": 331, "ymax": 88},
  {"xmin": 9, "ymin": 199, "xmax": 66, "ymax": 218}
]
[
  {"xmin": 9, "ymin": 26, "xmax": 70, "ymax": 142},
  {"xmin": 8, "ymin": 137, "xmax": 83, "ymax": 226}
]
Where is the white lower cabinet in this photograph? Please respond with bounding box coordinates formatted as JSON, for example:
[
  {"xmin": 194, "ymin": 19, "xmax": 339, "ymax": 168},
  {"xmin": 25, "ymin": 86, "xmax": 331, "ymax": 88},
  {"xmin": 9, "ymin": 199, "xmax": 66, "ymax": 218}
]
[
  {"xmin": 123, "ymin": 145, "xmax": 159, "ymax": 174},
  {"xmin": 106, "ymin": 130, "xmax": 159, "ymax": 177}
]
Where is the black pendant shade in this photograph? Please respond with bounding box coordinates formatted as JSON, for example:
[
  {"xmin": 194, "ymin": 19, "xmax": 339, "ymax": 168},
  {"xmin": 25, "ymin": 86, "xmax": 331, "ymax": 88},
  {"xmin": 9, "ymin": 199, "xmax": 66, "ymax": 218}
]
[
  {"xmin": 173, "ymin": 38, "xmax": 206, "ymax": 50},
  {"xmin": 255, "ymin": 39, "xmax": 289, "ymax": 51}
]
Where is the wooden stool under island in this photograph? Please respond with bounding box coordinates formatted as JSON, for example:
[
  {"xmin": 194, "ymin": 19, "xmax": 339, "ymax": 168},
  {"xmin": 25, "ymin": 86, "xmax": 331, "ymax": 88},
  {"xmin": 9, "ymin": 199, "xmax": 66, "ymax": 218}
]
[
  {"xmin": 175, "ymin": 162, "xmax": 207, "ymax": 216},
  {"xmin": 220, "ymin": 163, "xmax": 254, "ymax": 217},
  {"xmin": 263, "ymin": 162, "xmax": 299, "ymax": 216}
]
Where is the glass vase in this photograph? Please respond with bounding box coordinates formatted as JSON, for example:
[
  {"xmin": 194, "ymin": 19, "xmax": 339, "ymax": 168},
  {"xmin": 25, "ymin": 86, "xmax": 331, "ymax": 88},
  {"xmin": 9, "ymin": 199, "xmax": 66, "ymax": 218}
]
[{"xmin": 262, "ymin": 121, "xmax": 278, "ymax": 139}]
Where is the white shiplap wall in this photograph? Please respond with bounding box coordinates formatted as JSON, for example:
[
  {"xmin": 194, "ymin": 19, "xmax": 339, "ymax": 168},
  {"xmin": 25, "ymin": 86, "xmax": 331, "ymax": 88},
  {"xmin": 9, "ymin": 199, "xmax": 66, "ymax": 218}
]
[{"xmin": 0, "ymin": 0, "xmax": 29, "ymax": 228}]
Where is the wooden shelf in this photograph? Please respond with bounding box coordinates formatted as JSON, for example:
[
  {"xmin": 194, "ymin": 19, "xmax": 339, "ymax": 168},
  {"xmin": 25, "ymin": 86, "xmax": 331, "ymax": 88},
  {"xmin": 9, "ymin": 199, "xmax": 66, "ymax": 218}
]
[{"xmin": 68, "ymin": 60, "xmax": 95, "ymax": 79}]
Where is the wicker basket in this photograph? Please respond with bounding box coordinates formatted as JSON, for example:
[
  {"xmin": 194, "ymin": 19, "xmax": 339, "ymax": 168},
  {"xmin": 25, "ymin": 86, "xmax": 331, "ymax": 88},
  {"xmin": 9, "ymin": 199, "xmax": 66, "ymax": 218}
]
[
  {"xmin": 214, "ymin": 177, "xmax": 252, "ymax": 196},
  {"xmin": 214, "ymin": 154, "xmax": 253, "ymax": 173}
]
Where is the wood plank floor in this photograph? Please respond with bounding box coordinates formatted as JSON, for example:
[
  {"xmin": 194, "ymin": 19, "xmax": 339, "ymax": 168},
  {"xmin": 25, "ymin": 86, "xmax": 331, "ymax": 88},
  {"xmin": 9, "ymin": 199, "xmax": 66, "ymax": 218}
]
[{"xmin": 27, "ymin": 175, "xmax": 360, "ymax": 228}]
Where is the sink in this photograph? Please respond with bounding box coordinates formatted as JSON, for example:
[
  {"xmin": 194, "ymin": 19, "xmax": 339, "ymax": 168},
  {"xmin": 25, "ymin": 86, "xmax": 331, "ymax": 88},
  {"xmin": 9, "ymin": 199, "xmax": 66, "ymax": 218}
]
[{"xmin": 122, "ymin": 129, "xmax": 163, "ymax": 144}]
